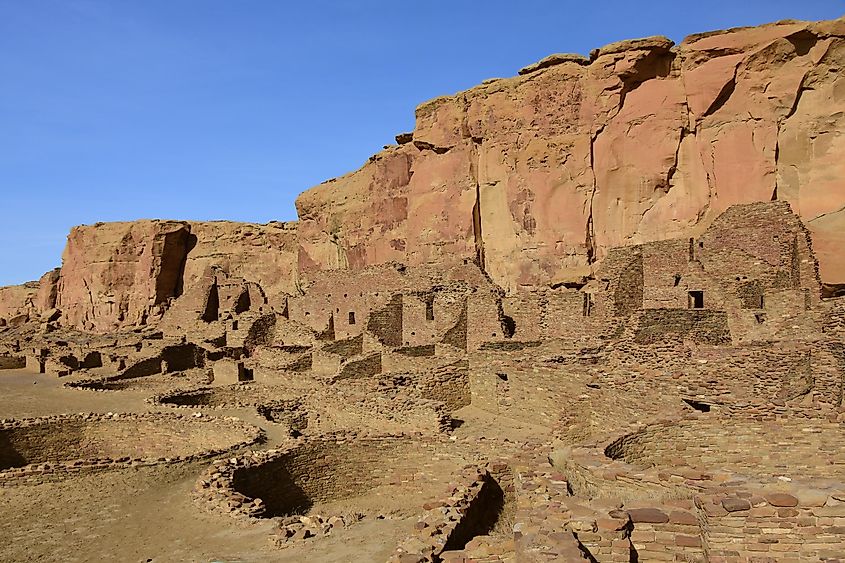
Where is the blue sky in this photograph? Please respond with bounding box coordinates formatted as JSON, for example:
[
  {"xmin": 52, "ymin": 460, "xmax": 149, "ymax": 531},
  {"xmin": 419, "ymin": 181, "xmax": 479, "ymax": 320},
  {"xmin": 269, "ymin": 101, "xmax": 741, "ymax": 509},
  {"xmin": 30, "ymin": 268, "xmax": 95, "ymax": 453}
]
[{"xmin": 1, "ymin": 0, "xmax": 843, "ymax": 286}]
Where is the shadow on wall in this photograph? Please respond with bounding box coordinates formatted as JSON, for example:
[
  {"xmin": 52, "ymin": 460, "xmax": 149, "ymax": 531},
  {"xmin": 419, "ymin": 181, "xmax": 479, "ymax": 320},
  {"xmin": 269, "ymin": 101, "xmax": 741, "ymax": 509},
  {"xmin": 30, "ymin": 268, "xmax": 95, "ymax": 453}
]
[
  {"xmin": 235, "ymin": 458, "xmax": 313, "ymax": 516},
  {"xmin": 230, "ymin": 439, "xmax": 407, "ymax": 518},
  {"xmin": 443, "ymin": 476, "xmax": 507, "ymax": 551},
  {"xmin": 0, "ymin": 433, "xmax": 28, "ymax": 471}
]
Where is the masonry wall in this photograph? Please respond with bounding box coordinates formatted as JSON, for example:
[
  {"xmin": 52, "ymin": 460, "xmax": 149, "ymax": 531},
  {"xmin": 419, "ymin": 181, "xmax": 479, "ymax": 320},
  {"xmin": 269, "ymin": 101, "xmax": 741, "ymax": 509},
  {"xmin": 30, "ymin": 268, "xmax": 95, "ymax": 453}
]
[
  {"xmin": 604, "ymin": 419, "xmax": 845, "ymax": 481},
  {"xmin": 231, "ymin": 438, "xmax": 412, "ymax": 517}
]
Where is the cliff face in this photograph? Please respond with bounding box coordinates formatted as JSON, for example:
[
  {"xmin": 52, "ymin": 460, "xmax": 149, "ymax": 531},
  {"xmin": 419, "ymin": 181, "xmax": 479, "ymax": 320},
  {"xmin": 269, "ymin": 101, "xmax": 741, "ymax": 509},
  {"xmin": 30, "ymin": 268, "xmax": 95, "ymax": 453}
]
[
  {"xmin": 54, "ymin": 220, "xmax": 298, "ymax": 332},
  {"xmin": 296, "ymin": 17, "xmax": 845, "ymax": 291},
  {"xmin": 56, "ymin": 221, "xmax": 193, "ymax": 331},
  {"xmin": 2, "ymin": 17, "xmax": 844, "ymax": 333}
]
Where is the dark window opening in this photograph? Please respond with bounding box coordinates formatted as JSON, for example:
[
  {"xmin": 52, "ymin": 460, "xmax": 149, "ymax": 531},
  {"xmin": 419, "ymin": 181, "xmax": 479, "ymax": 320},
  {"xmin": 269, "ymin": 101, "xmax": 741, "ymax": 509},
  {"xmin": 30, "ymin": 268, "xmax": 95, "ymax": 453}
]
[
  {"xmin": 759, "ymin": 295, "xmax": 765, "ymax": 309},
  {"xmin": 496, "ymin": 373, "xmax": 508, "ymax": 382},
  {"xmin": 698, "ymin": 241, "xmax": 704, "ymax": 248},
  {"xmin": 348, "ymin": 312, "xmax": 356, "ymax": 325},
  {"xmin": 688, "ymin": 238, "xmax": 695, "ymax": 261},
  {"xmin": 501, "ymin": 315, "xmax": 516, "ymax": 338},
  {"xmin": 582, "ymin": 293, "xmax": 593, "ymax": 317},
  {"xmin": 683, "ymin": 398, "xmax": 711, "ymax": 412},
  {"xmin": 673, "ymin": 274, "xmax": 682, "ymax": 287},
  {"xmin": 202, "ymin": 283, "xmax": 220, "ymax": 323},
  {"xmin": 755, "ymin": 312, "xmax": 766, "ymax": 324},
  {"xmin": 232, "ymin": 320, "xmax": 239, "ymax": 331},
  {"xmin": 688, "ymin": 290, "xmax": 704, "ymax": 309},
  {"xmin": 425, "ymin": 299, "xmax": 435, "ymax": 321},
  {"xmin": 234, "ymin": 291, "xmax": 250, "ymax": 314}
]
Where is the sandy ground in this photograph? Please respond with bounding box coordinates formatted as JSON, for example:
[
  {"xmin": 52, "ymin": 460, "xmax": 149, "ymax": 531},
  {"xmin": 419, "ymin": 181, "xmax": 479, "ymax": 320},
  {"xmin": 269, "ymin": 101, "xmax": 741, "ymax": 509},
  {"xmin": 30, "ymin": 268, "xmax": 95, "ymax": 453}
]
[{"xmin": 0, "ymin": 370, "xmax": 482, "ymax": 563}]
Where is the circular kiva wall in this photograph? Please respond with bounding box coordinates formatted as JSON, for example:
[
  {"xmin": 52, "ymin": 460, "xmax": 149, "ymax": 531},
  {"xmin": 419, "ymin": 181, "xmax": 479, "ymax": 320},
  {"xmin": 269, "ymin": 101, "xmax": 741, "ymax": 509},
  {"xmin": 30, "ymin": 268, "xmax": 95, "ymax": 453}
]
[
  {"xmin": 228, "ymin": 436, "xmax": 414, "ymax": 518},
  {"xmin": 0, "ymin": 413, "xmax": 263, "ymax": 476},
  {"xmin": 152, "ymin": 385, "xmax": 294, "ymax": 409},
  {"xmin": 604, "ymin": 418, "xmax": 845, "ymax": 481}
]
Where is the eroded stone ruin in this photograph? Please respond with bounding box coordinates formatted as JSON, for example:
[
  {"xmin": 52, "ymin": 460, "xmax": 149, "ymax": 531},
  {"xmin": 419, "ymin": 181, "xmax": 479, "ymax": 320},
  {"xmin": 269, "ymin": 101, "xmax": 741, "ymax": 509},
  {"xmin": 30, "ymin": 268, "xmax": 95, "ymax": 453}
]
[{"xmin": 2, "ymin": 16, "xmax": 845, "ymax": 563}]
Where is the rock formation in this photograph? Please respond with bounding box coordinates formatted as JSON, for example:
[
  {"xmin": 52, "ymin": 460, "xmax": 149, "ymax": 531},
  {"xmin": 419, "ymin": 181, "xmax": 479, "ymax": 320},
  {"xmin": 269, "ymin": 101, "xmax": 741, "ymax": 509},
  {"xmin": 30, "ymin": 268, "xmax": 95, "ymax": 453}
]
[
  {"xmin": 0, "ymin": 16, "xmax": 843, "ymax": 331},
  {"xmin": 2, "ymin": 17, "xmax": 845, "ymax": 563},
  {"xmin": 299, "ymin": 18, "xmax": 845, "ymax": 293}
]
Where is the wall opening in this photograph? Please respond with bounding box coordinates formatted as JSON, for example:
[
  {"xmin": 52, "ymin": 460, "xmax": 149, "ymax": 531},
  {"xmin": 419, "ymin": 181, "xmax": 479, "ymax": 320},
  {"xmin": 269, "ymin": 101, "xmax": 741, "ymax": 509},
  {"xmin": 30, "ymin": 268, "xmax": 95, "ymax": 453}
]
[
  {"xmin": 688, "ymin": 238, "xmax": 695, "ymax": 261},
  {"xmin": 673, "ymin": 274, "xmax": 682, "ymax": 287},
  {"xmin": 688, "ymin": 291, "xmax": 704, "ymax": 309},
  {"xmin": 425, "ymin": 298, "xmax": 435, "ymax": 321},
  {"xmin": 582, "ymin": 293, "xmax": 593, "ymax": 317},
  {"xmin": 202, "ymin": 282, "xmax": 220, "ymax": 323},
  {"xmin": 682, "ymin": 398, "xmax": 711, "ymax": 412},
  {"xmin": 234, "ymin": 290, "xmax": 251, "ymax": 314},
  {"xmin": 501, "ymin": 315, "xmax": 516, "ymax": 338},
  {"xmin": 348, "ymin": 311, "xmax": 356, "ymax": 325}
]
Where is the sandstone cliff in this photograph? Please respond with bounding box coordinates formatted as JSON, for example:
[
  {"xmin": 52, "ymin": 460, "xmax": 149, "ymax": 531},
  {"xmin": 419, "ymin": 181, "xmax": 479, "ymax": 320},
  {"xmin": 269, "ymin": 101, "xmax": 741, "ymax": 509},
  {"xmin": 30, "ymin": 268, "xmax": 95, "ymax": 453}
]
[
  {"xmin": 52, "ymin": 220, "xmax": 299, "ymax": 332},
  {"xmin": 2, "ymin": 16, "xmax": 844, "ymax": 333},
  {"xmin": 297, "ymin": 17, "xmax": 845, "ymax": 291}
]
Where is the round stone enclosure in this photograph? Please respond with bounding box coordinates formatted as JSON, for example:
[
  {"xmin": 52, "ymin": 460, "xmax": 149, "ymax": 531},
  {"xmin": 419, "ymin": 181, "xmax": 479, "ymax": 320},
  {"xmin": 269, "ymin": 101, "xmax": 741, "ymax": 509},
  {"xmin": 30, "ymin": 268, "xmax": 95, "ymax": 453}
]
[
  {"xmin": 153, "ymin": 384, "xmax": 294, "ymax": 409},
  {"xmin": 0, "ymin": 413, "xmax": 262, "ymax": 473},
  {"xmin": 230, "ymin": 436, "xmax": 417, "ymax": 518},
  {"xmin": 604, "ymin": 418, "xmax": 845, "ymax": 481}
]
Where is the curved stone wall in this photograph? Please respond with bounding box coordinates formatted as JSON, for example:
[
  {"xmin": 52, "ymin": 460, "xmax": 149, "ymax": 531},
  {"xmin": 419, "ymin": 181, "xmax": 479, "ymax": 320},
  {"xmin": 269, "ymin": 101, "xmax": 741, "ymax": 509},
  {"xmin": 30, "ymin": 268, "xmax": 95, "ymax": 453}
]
[
  {"xmin": 604, "ymin": 418, "xmax": 845, "ymax": 481},
  {"xmin": 0, "ymin": 413, "xmax": 263, "ymax": 483}
]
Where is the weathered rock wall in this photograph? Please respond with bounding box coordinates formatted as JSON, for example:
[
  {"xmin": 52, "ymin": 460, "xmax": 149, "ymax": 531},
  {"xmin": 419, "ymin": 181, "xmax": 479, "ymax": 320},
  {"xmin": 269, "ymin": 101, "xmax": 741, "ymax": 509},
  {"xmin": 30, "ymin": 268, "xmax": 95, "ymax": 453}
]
[
  {"xmin": 10, "ymin": 17, "xmax": 845, "ymax": 333},
  {"xmin": 0, "ymin": 283, "xmax": 37, "ymax": 326},
  {"xmin": 54, "ymin": 220, "xmax": 299, "ymax": 332},
  {"xmin": 56, "ymin": 220, "xmax": 192, "ymax": 331},
  {"xmin": 295, "ymin": 17, "xmax": 845, "ymax": 291}
]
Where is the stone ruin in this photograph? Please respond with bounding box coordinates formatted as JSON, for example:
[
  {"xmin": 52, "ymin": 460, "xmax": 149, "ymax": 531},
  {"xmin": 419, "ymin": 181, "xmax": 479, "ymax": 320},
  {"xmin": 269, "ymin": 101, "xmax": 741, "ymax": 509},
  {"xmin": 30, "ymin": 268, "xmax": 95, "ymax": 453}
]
[{"xmin": 1, "ymin": 15, "xmax": 845, "ymax": 563}]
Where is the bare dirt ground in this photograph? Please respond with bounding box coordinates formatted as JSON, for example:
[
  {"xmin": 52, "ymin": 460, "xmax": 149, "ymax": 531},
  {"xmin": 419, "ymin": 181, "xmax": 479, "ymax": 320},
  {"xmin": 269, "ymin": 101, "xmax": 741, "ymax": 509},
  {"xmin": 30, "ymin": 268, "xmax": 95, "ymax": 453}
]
[{"xmin": 0, "ymin": 370, "xmax": 497, "ymax": 563}]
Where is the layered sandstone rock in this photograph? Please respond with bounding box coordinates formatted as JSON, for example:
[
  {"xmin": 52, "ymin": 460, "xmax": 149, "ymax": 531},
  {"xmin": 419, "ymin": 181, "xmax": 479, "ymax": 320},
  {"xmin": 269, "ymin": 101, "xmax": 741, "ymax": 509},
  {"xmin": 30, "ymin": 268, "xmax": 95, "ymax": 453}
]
[
  {"xmin": 0, "ymin": 283, "xmax": 37, "ymax": 326},
  {"xmin": 7, "ymin": 17, "xmax": 844, "ymax": 334},
  {"xmin": 296, "ymin": 17, "xmax": 845, "ymax": 291},
  {"xmin": 52, "ymin": 220, "xmax": 299, "ymax": 333},
  {"xmin": 56, "ymin": 221, "xmax": 192, "ymax": 331}
]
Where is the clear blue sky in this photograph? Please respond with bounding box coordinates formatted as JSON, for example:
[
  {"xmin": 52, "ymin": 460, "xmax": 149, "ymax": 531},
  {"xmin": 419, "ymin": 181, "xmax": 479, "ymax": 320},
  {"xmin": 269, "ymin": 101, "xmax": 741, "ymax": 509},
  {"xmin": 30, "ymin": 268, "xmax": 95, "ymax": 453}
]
[{"xmin": 1, "ymin": 1, "xmax": 842, "ymax": 286}]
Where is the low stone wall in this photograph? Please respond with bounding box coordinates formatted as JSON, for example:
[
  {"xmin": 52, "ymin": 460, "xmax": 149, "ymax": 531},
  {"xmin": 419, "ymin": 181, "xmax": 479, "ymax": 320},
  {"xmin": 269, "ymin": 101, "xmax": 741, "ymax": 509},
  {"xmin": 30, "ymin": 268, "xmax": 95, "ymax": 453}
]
[
  {"xmin": 698, "ymin": 488, "xmax": 845, "ymax": 560},
  {"xmin": 0, "ymin": 355, "xmax": 26, "ymax": 369},
  {"xmin": 604, "ymin": 417, "xmax": 845, "ymax": 482},
  {"xmin": 412, "ymin": 360, "xmax": 470, "ymax": 412},
  {"xmin": 256, "ymin": 399, "xmax": 310, "ymax": 435},
  {"xmin": 0, "ymin": 413, "xmax": 263, "ymax": 485},
  {"xmin": 149, "ymin": 383, "xmax": 296, "ymax": 410},
  {"xmin": 390, "ymin": 465, "xmax": 506, "ymax": 562},
  {"xmin": 333, "ymin": 351, "xmax": 382, "ymax": 381},
  {"xmin": 194, "ymin": 434, "xmax": 433, "ymax": 524}
]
